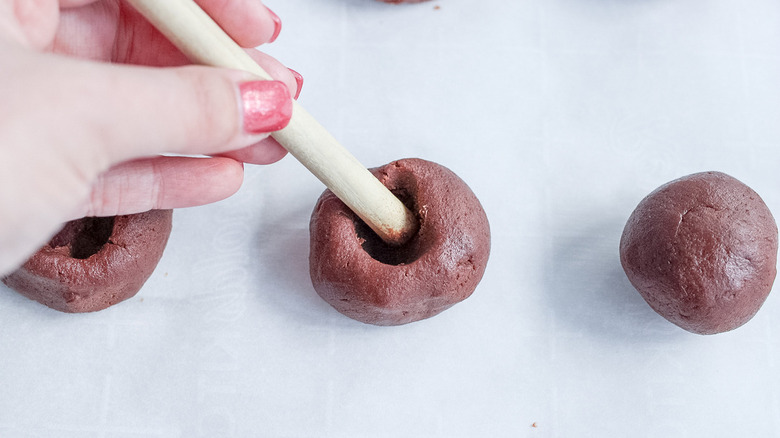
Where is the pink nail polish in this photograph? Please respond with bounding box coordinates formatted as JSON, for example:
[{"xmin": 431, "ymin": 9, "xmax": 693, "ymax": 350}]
[
  {"xmin": 267, "ymin": 7, "xmax": 282, "ymax": 43},
  {"xmin": 289, "ymin": 68, "xmax": 304, "ymax": 99},
  {"xmin": 240, "ymin": 81, "xmax": 292, "ymax": 134}
]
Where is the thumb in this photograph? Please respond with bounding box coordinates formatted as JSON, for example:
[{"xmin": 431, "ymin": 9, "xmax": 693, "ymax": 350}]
[
  {"xmin": 101, "ymin": 64, "xmax": 293, "ymax": 164},
  {"xmin": 34, "ymin": 53, "xmax": 293, "ymax": 167}
]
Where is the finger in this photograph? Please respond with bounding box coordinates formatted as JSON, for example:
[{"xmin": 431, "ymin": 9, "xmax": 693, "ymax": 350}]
[
  {"xmin": 110, "ymin": 4, "xmax": 298, "ymax": 81},
  {"xmin": 79, "ymin": 156, "xmax": 244, "ymax": 218},
  {"xmin": 218, "ymin": 137, "xmax": 288, "ymax": 165},
  {"xmin": 49, "ymin": 58, "xmax": 294, "ymax": 164},
  {"xmin": 195, "ymin": 0, "xmax": 281, "ymax": 47},
  {"xmin": 62, "ymin": 0, "xmax": 279, "ymax": 48},
  {"xmin": 246, "ymin": 49, "xmax": 301, "ymax": 99},
  {"xmin": 111, "ymin": 0, "xmax": 278, "ymax": 68},
  {"xmin": 214, "ymin": 54, "xmax": 304, "ymax": 165}
]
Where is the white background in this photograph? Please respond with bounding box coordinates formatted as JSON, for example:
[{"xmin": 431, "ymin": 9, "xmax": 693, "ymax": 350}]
[{"xmin": 2, "ymin": 0, "xmax": 780, "ymax": 436}]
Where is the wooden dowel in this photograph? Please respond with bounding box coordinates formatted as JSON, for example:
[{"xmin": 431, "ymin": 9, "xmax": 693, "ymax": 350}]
[{"xmin": 125, "ymin": 0, "xmax": 418, "ymax": 245}]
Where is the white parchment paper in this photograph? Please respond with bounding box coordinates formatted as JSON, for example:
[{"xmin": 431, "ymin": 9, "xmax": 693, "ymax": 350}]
[{"xmin": 2, "ymin": 0, "xmax": 779, "ymax": 436}]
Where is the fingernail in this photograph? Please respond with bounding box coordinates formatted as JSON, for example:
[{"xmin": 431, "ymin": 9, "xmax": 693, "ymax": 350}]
[
  {"xmin": 267, "ymin": 7, "xmax": 282, "ymax": 43},
  {"xmin": 289, "ymin": 68, "xmax": 304, "ymax": 99},
  {"xmin": 240, "ymin": 81, "xmax": 292, "ymax": 134}
]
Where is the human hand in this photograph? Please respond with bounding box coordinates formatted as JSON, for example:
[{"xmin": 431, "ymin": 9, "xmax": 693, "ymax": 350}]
[{"xmin": 0, "ymin": 0, "xmax": 303, "ymax": 275}]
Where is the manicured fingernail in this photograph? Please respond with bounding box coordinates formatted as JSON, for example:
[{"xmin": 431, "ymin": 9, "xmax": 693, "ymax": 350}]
[
  {"xmin": 289, "ymin": 68, "xmax": 304, "ymax": 99},
  {"xmin": 240, "ymin": 81, "xmax": 292, "ymax": 134},
  {"xmin": 267, "ymin": 7, "xmax": 282, "ymax": 43}
]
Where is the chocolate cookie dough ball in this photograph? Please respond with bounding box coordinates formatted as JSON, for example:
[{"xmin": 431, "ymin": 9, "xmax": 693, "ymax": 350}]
[
  {"xmin": 620, "ymin": 172, "xmax": 778, "ymax": 335},
  {"xmin": 2, "ymin": 210, "xmax": 173, "ymax": 313},
  {"xmin": 310, "ymin": 158, "xmax": 490, "ymax": 326}
]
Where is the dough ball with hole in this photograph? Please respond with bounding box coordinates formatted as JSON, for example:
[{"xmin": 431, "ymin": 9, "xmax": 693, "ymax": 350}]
[
  {"xmin": 309, "ymin": 158, "xmax": 490, "ymax": 325},
  {"xmin": 2, "ymin": 210, "xmax": 172, "ymax": 313}
]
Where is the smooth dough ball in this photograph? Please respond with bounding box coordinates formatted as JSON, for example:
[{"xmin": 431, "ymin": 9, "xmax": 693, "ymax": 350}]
[
  {"xmin": 309, "ymin": 158, "xmax": 491, "ymax": 326},
  {"xmin": 620, "ymin": 172, "xmax": 778, "ymax": 335},
  {"xmin": 2, "ymin": 210, "xmax": 172, "ymax": 313}
]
